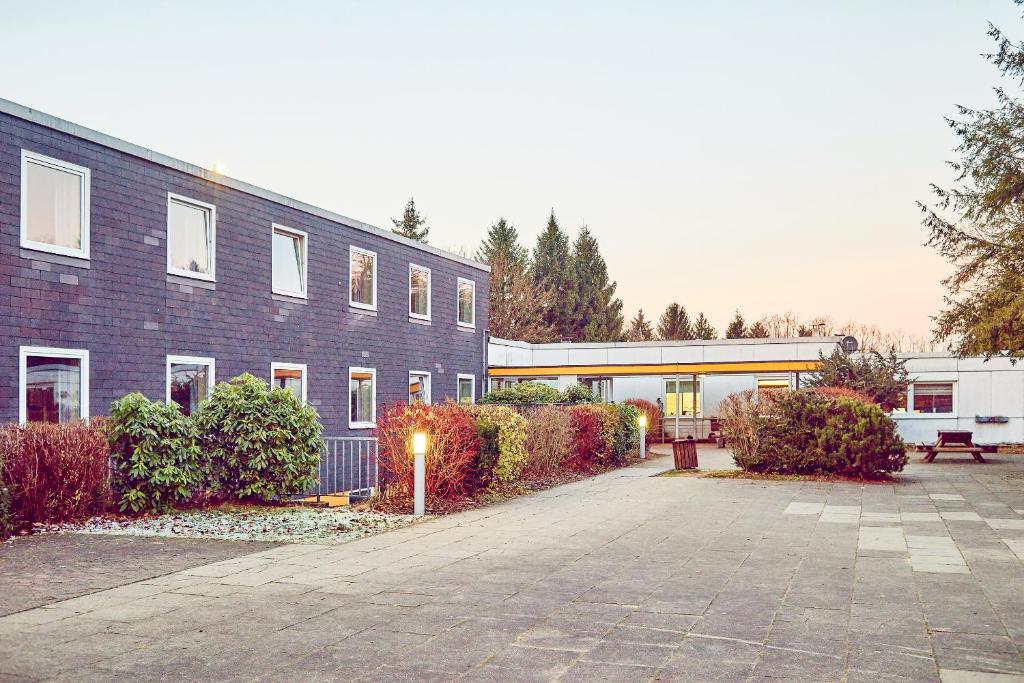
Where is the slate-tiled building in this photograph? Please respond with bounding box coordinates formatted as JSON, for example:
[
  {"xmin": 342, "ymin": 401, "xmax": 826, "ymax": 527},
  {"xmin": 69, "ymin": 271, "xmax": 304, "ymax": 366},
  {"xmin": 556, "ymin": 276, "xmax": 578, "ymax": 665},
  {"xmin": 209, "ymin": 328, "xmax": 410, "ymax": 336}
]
[{"xmin": 0, "ymin": 99, "xmax": 489, "ymax": 434}]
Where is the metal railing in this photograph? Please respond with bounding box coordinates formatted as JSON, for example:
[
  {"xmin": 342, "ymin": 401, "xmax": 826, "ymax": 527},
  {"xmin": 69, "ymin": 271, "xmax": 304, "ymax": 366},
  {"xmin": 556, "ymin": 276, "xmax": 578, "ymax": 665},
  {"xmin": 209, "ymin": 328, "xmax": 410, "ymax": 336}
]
[{"xmin": 307, "ymin": 436, "xmax": 379, "ymax": 501}]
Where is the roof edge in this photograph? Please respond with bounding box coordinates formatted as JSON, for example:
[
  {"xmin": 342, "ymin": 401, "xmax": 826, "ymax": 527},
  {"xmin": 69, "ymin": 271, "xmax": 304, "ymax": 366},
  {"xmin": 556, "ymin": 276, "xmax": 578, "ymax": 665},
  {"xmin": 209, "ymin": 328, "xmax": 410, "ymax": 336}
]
[{"xmin": 488, "ymin": 335, "xmax": 844, "ymax": 349}]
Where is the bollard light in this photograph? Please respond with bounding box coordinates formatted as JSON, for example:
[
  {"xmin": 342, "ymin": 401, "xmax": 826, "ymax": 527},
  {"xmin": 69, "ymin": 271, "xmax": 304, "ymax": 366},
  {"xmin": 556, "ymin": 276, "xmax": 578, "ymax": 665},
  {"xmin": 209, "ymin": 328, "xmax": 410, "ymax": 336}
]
[
  {"xmin": 412, "ymin": 431, "xmax": 427, "ymax": 516},
  {"xmin": 638, "ymin": 414, "xmax": 647, "ymax": 460}
]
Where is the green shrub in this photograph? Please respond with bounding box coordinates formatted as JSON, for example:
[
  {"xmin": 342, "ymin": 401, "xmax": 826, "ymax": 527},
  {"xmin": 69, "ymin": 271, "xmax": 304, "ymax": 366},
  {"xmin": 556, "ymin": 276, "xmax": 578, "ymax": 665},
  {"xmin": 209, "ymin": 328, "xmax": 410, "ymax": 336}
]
[
  {"xmin": 559, "ymin": 383, "xmax": 596, "ymax": 404},
  {"xmin": 625, "ymin": 398, "xmax": 661, "ymax": 445},
  {"xmin": 108, "ymin": 393, "xmax": 202, "ymax": 513},
  {"xmin": 194, "ymin": 374, "xmax": 323, "ymax": 500},
  {"xmin": 479, "ymin": 382, "xmax": 561, "ymax": 405},
  {"xmin": 721, "ymin": 389, "xmax": 907, "ymax": 478},
  {"xmin": 468, "ymin": 405, "xmax": 529, "ymax": 485},
  {"xmin": 524, "ymin": 406, "xmax": 573, "ymax": 476},
  {"xmin": 610, "ymin": 403, "xmax": 641, "ymax": 464}
]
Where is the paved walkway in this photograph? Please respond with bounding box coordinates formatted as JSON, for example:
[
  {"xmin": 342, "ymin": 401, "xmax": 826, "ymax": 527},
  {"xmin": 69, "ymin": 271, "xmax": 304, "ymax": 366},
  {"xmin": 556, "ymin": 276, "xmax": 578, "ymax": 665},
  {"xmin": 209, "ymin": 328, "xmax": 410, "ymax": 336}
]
[{"xmin": 2, "ymin": 452, "xmax": 1024, "ymax": 682}]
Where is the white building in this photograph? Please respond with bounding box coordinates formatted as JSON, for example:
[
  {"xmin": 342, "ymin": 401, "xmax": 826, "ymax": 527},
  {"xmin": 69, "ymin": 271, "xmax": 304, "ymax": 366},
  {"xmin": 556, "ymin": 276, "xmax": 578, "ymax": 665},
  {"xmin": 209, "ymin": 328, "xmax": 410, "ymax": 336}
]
[{"xmin": 487, "ymin": 337, "xmax": 1024, "ymax": 444}]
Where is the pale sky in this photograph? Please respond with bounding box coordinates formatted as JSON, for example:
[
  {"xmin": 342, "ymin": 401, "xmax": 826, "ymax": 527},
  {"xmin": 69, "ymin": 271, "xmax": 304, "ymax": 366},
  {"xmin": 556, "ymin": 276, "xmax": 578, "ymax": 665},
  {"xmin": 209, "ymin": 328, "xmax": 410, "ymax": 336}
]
[{"xmin": 2, "ymin": 1, "xmax": 1017, "ymax": 337}]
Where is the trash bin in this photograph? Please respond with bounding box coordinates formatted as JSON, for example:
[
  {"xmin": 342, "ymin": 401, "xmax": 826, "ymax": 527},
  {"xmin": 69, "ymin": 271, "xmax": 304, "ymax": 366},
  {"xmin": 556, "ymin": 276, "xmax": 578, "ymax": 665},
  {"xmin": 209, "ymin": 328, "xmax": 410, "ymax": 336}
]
[{"xmin": 672, "ymin": 437, "xmax": 698, "ymax": 470}]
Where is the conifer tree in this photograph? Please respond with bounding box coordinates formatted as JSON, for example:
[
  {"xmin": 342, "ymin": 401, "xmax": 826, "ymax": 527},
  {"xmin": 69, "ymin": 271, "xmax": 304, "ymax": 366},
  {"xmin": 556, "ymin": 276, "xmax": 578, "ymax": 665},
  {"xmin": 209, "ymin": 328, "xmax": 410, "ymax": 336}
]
[
  {"xmin": 570, "ymin": 226, "xmax": 624, "ymax": 342},
  {"xmin": 390, "ymin": 197, "xmax": 429, "ymax": 242},
  {"xmin": 531, "ymin": 210, "xmax": 575, "ymax": 338},
  {"xmin": 747, "ymin": 320, "xmax": 769, "ymax": 338},
  {"xmin": 693, "ymin": 313, "xmax": 717, "ymax": 340},
  {"xmin": 725, "ymin": 310, "xmax": 747, "ymax": 339},
  {"xmin": 476, "ymin": 217, "xmax": 528, "ymax": 266},
  {"xmin": 626, "ymin": 309, "xmax": 655, "ymax": 341},
  {"xmin": 657, "ymin": 303, "xmax": 693, "ymax": 340}
]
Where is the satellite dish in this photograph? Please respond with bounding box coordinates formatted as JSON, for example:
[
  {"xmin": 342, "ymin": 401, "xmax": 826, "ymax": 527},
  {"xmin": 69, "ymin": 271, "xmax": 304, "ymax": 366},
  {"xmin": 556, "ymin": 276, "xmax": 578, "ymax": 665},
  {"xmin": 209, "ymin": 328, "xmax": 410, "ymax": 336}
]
[{"xmin": 841, "ymin": 336, "xmax": 859, "ymax": 354}]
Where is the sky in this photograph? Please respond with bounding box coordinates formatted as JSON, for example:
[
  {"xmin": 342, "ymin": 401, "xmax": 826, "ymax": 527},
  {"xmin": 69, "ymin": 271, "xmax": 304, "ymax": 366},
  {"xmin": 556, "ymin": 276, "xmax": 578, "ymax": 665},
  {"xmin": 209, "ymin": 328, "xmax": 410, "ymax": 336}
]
[{"xmin": 2, "ymin": 1, "xmax": 1019, "ymax": 338}]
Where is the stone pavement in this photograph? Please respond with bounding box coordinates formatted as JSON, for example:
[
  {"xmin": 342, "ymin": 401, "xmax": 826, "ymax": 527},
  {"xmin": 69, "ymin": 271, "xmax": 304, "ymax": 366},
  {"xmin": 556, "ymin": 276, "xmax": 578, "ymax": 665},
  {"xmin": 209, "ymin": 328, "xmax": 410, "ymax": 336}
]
[{"xmin": 1, "ymin": 451, "xmax": 1023, "ymax": 682}]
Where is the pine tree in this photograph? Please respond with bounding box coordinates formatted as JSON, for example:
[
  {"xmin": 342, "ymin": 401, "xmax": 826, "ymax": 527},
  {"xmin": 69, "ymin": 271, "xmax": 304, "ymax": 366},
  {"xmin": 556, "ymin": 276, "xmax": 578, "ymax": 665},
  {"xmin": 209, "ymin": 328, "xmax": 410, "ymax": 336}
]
[
  {"xmin": 626, "ymin": 309, "xmax": 655, "ymax": 341},
  {"xmin": 531, "ymin": 210, "xmax": 575, "ymax": 338},
  {"xmin": 747, "ymin": 320, "xmax": 769, "ymax": 338},
  {"xmin": 476, "ymin": 217, "xmax": 528, "ymax": 266},
  {"xmin": 693, "ymin": 313, "xmax": 717, "ymax": 340},
  {"xmin": 391, "ymin": 197, "xmax": 430, "ymax": 242},
  {"xmin": 657, "ymin": 303, "xmax": 693, "ymax": 340},
  {"xmin": 570, "ymin": 226, "xmax": 624, "ymax": 342},
  {"xmin": 725, "ymin": 310, "xmax": 747, "ymax": 339}
]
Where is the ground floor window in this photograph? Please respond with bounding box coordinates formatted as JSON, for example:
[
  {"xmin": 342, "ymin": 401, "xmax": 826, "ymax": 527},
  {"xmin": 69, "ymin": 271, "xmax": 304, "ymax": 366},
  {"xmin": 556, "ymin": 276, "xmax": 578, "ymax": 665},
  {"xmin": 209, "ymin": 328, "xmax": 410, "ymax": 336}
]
[
  {"xmin": 458, "ymin": 374, "xmax": 475, "ymax": 405},
  {"xmin": 664, "ymin": 378, "xmax": 701, "ymax": 417},
  {"xmin": 912, "ymin": 382, "xmax": 954, "ymax": 414},
  {"xmin": 350, "ymin": 367, "xmax": 376, "ymax": 428},
  {"xmin": 757, "ymin": 375, "xmax": 790, "ymax": 393},
  {"xmin": 523, "ymin": 377, "xmax": 558, "ymax": 388},
  {"xmin": 271, "ymin": 363, "xmax": 306, "ymax": 403},
  {"xmin": 581, "ymin": 377, "xmax": 613, "ymax": 402},
  {"xmin": 409, "ymin": 371, "xmax": 431, "ymax": 404},
  {"xmin": 167, "ymin": 356, "xmax": 214, "ymax": 416},
  {"xmin": 19, "ymin": 346, "xmax": 88, "ymax": 424},
  {"xmin": 489, "ymin": 377, "xmax": 516, "ymax": 392}
]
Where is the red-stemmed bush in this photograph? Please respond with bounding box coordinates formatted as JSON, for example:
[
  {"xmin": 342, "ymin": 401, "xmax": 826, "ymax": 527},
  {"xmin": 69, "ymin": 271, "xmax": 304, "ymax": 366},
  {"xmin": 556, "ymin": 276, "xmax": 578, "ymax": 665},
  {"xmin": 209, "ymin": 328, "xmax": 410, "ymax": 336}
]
[
  {"xmin": 625, "ymin": 398, "xmax": 661, "ymax": 445},
  {"xmin": 566, "ymin": 406, "xmax": 608, "ymax": 472},
  {"xmin": 375, "ymin": 402, "xmax": 480, "ymax": 501},
  {"xmin": 0, "ymin": 420, "xmax": 112, "ymax": 530}
]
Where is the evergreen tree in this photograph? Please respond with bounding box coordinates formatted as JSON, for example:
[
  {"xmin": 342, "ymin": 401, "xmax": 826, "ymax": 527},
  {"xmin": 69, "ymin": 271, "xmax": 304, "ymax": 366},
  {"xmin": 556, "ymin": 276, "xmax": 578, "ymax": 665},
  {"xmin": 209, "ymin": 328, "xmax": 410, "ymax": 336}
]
[
  {"xmin": 804, "ymin": 349, "xmax": 911, "ymax": 412},
  {"xmin": 657, "ymin": 303, "xmax": 693, "ymax": 340},
  {"xmin": 626, "ymin": 309, "xmax": 655, "ymax": 341},
  {"xmin": 476, "ymin": 217, "xmax": 528, "ymax": 266},
  {"xmin": 531, "ymin": 210, "xmax": 575, "ymax": 338},
  {"xmin": 693, "ymin": 313, "xmax": 717, "ymax": 340},
  {"xmin": 747, "ymin": 320, "xmax": 769, "ymax": 338},
  {"xmin": 725, "ymin": 310, "xmax": 747, "ymax": 339},
  {"xmin": 570, "ymin": 226, "xmax": 624, "ymax": 342},
  {"xmin": 391, "ymin": 197, "xmax": 430, "ymax": 242}
]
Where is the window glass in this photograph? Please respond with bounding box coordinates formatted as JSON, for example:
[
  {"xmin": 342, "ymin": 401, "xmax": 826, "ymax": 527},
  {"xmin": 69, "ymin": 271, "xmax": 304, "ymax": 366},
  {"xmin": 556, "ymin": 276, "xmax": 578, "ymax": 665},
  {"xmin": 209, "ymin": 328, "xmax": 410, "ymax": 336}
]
[
  {"xmin": 913, "ymin": 383, "xmax": 953, "ymax": 414},
  {"xmin": 409, "ymin": 372, "xmax": 430, "ymax": 404},
  {"xmin": 169, "ymin": 198, "xmax": 212, "ymax": 276},
  {"xmin": 581, "ymin": 377, "xmax": 612, "ymax": 402},
  {"xmin": 273, "ymin": 366, "xmax": 304, "ymax": 402},
  {"xmin": 757, "ymin": 376, "xmax": 790, "ymax": 393},
  {"xmin": 350, "ymin": 249, "xmax": 376, "ymax": 307},
  {"xmin": 410, "ymin": 266, "xmax": 430, "ymax": 317},
  {"xmin": 458, "ymin": 376, "xmax": 475, "ymax": 405},
  {"xmin": 664, "ymin": 379, "xmax": 702, "ymax": 417},
  {"xmin": 273, "ymin": 229, "xmax": 305, "ymax": 296},
  {"xmin": 25, "ymin": 159, "xmax": 84, "ymax": 251},
  {"xmin": 169, "ymin": 362, "xmax": 210, "ymax": 416},
  {"xmin": 25, "ymin": 355, "xmax": 82, "ymax": 423},
  {"xmin": 350, "ymin": 370, "xmax": 375, "ymax": 424},
  {"xmin": 458, "ymin": 279, "xmax": 475, "ymax": 325}
]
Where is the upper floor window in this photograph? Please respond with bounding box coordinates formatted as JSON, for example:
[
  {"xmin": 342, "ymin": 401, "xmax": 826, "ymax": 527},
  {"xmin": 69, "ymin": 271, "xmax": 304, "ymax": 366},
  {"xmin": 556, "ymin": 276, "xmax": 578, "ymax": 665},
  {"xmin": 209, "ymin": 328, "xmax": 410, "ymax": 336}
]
[
  {"xmin": 912, "ymin": 382, "xmax": 954, "ymax": 414},
  {"xmin": 167, "ymin": 355, "xmax": 214, "ymax": 416},
  {"xmin": 350, "ymin": 247, "xmax": 377, "ymax": 310},
  {"xmin": 21, "ymin": 150, "xmax": 90, "ymax": 259},
  {"xmin": 19, "ymin": 346, "xmax": 89, "ymax": 424},
  {"xmin": 457, "ymin": 278, "xmax": 475, "ymax": 328},
  {"xmin": 167, "ymin": 194, "xmax": 216, "ymax": 281},
  {"xmin": 409, "ymin": 264, "xmax": 431, "ymax": 320},
  {"xmin": 272, "ymin": 225, "xmax": 307, "ymax": 298}
]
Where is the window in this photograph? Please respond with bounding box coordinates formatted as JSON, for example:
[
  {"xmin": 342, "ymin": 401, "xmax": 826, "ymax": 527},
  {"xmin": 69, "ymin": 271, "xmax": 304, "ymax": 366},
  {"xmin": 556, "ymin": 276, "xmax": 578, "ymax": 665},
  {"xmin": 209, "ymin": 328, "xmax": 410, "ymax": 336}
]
[
  {"xmin": 581, "ymin": 377, "xmax": 613, "ymax": 402},
  {"xmin": 350, "ymin": 247, "xmax": 377, "ymax": 310},
  {"xmin": 457, "ymin": 278, "xmax": 475, "ymax": 328},
  {"xmin": 272, "ymin": 225, "xmax": 307, "ymax": 298},
  {"xmin": 167, "ymin": 194, "xmax": 216, "ymax": 280},
  {"xmin": 20, "ymin": 150, "xmax": 90, "ymax": 259},
  {"xmin": 166, "ymin": 356, "xmax": 214, "ymax": 416},
  {"xmin": 912, "ymin": 383, "xmax": 954, "ymax": 414},
  {"xmin": 489, "ymin": 377, "xmax": 516, "ymax": 392},
  {"xmin": 409, "ymin": 371, "xmax": 431, "ymax": 404},
  {"xmin": 349, "ymin": 367, "xmax": 376, "ymax": 428},
  {"xmin": 757, "ymin": 376, "xmax": 790, "ymax": 393},
  {"xmin": 271, "ymin": 363, "xmax": 307, "ymax": 403},
  {"xmin": 19, "ymin": 346, "xmax": 89, "ymax": 424},
  {"xmin": 665, "ymin": 378, "xmax": 701, "ymax": 417},
  {"xmin": 457, "ymin": 374, "xmax": 475, "ymax": 405},
  {"xmin": 409, "ymin": 264, "xmax": 431, "ymax": 320}
]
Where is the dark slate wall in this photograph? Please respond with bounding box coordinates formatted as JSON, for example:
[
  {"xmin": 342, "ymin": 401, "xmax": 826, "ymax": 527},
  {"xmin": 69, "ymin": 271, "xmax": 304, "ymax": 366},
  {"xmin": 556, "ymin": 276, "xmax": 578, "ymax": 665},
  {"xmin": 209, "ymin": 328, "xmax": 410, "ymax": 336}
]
[{"xmin": 0, "ymin": 111, "xmax": 489, "ymax": 434}]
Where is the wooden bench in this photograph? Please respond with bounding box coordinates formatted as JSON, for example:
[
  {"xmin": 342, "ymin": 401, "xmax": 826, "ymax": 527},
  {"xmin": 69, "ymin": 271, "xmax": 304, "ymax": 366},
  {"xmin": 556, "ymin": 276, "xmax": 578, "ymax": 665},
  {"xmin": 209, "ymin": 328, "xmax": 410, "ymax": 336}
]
[{"xmin": 923, "ymin": 430, "xmax": 986, "ymax": 463}]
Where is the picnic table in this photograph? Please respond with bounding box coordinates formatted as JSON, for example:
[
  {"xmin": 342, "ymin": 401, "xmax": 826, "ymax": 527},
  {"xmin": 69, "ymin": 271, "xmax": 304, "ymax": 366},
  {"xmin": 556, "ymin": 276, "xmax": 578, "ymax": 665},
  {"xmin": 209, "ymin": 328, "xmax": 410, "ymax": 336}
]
[{"xmin": 922, "ymin": 430, "xmax": 985, "ymax": 463}]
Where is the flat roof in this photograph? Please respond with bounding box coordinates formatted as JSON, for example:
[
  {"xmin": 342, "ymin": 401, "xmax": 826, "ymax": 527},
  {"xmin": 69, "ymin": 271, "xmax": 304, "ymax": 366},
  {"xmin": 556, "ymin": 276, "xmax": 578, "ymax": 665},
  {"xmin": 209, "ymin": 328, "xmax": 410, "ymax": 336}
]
[
  {"xmin": 489, "ymin": 335, "xmax": 845, "ymax": 349},
  {"xmin": 0, "ymin": 98, "xmax": 489, "ymax": 273}
]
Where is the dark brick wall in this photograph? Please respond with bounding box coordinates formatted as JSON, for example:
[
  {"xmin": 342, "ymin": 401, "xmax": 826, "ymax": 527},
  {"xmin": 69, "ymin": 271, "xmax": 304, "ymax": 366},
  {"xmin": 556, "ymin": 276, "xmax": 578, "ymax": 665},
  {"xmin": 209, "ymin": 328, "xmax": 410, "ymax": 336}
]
[{"xmin": 0, "ymin": 111, "xmax": 489, "ymax": 434}]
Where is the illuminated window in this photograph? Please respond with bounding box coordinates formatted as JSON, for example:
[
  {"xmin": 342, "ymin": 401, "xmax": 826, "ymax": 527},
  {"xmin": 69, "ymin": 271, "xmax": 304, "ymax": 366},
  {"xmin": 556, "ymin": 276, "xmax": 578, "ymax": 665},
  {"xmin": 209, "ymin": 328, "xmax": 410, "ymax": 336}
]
[
  {"xmin": 912, "ymin": 383, "xmax": 953, "ymax": 414},
  {"xmin": 409, "ymin": 264, "xmax": 431, "ymax": 319},
  {"xmin": 271, "ymin": 363, "xmax": 306, "ymax": 403},
  {"xmin": 167, "ymin": 194, "xmax": 216, "ymax": 280},
  {"xmin": 20, "ymin": 151, "xmax": 90, "ymax": 259},
  {"xmin": 167, "ymin": 356, "xmax": 214, "ymax": 416},
  {"xmin": 757, "ymin": 376, "xmax": 790, "ymax": 393},
  {"xmin": 664, "ymin": 379, "xmax": 701, "ymax": 417},
  {"xmin": 272, "ymin": 225, "xmax": 307, "ymax": 298},
  {"xmin": 19, "ymin": 346, "xmax": 89, "ymax": 424},
  {"xmin": 457, "ymin": 374, "xmax": 475, "ymax": 405},
  {"xmin": 350, "ymin": 247, "xmax": 377, "ymax": 310},
  {"xmin": 349, "ymin": 367, "xmax": 376, "ymax": 428},
  {"xmin": 457, "ymin": 278, "xmax": 475, "ymax": 327},
  {"xmin": 409, "ymin": 371, "xmax": 431, "ymax": 404}
]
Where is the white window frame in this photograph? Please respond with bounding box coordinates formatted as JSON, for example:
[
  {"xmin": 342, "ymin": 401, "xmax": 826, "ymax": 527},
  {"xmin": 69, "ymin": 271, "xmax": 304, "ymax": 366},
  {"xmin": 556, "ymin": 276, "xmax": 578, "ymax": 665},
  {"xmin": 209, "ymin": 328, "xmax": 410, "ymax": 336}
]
[
  {"xmin": 166, "ymin": 193, "xmax": 217, "ymax": 282},
  {"xmin": 271, "ymin": 224, "xmax": 308, "ymax": 299},
  {"xmin": 908, "ymin": 381, "xmax": 957, "ymax": 417},
  {"xmin": 18, "ymin": 346, "xmax": 90, "ymax": 424},
  {"xmin": 408, "ymin": 370, "xmax": 432, "ymax": 405},
  {"xmin": 457, "ymin": 277, "xmax": 476, "ymax": 329},
  {"xmin": 349, "ymin": 246, "xmax": 378, "ymax": 311},
  {"xmin": 20, "ymin": 150, "xmax": 91, "ymax": 260},
  {"xmin": 349, "ymin": 366, "xmax": 377, "ymax": 429},
  {"xmin": 408, "ymin": 263, "xmax": 432, "ymax": 321},
  {"xmin": 271, "ymin": 362, "xmax": 308, "ymax": 403},
  {"xmin": 165, "ymin": 355, "xmax": 216, "ymax": 404},
  {"xmin": 457, "ymin": 373, "xmax": 476, "ymax": 404}
]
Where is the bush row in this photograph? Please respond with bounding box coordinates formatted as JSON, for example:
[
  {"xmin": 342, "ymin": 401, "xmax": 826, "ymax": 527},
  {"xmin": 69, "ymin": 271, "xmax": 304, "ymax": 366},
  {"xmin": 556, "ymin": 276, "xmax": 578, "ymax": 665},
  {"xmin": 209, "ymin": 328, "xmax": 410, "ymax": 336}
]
[{"xmin": 478, "ymin": 381, "xmax": 597, "ymax": 405}]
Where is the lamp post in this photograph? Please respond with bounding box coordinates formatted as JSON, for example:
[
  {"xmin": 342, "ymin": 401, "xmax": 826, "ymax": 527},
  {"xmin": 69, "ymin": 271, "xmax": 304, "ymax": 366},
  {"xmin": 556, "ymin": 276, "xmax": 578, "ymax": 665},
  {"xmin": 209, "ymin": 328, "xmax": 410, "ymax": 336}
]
[
  {"xmin": 638, "ymin": 414, "xmax": 647, "ymax": 460},
  {"xmin": 412, "ymin": 431, "xmax": 427, "ymax": 516}
]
